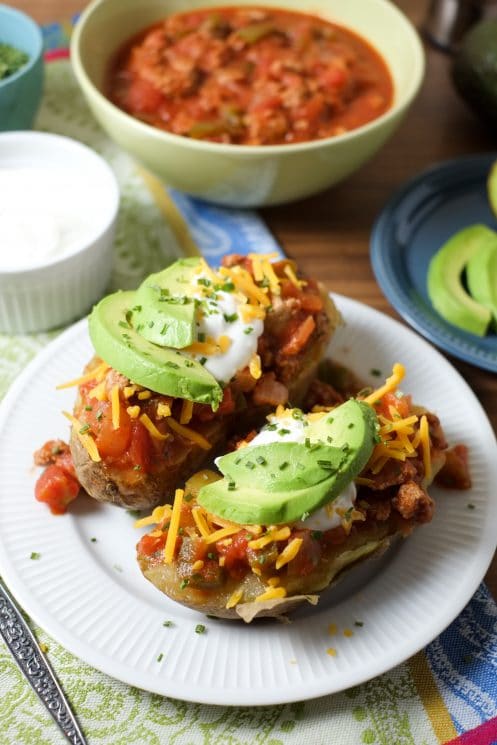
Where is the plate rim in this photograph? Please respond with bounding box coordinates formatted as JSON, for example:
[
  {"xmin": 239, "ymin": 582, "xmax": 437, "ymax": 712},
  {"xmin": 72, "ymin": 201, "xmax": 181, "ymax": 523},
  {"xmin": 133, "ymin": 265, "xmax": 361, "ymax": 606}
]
[
  {"xmin": 370, "ymin": 152, "xmax": 497, "ymax": 373},
  {"xmin": 0, "ymin": 295, "xmax": 496, "ymax": 706}
]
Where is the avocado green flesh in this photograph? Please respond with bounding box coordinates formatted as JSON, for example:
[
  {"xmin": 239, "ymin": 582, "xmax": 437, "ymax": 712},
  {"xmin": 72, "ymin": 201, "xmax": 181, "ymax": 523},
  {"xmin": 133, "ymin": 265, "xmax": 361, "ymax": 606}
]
[
  {"xmin": 488, "ymin": 162, "xmax": 497, "ymax": 221},
  {"xmin": 89, "ymin": 290, "xmax": 223, "ymax": 408},
  {"xmin": 197, "ymin": 399, "xmax": 379, "ymax": 525},
  {"xmin": 132, "ymin": 258, "xmax": 202, "ymax": 348},
  {"xmin": 427, "ymin": 225, "xmax": 493, "ymax": 336},
  {"xmin": 466, "ymin": 236, "xmax": 497, "ymax": 325},
  {"xmin": 217, "ymin": 442, "xmax": 347, "ymax": 493}
]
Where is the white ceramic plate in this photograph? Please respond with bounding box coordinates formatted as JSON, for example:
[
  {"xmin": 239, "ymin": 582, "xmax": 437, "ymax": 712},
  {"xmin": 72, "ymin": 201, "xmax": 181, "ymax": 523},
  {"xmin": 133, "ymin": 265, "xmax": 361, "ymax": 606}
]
[{"xmin": 0, "ymin": 295, "xmax": 496, "ymax": 706}]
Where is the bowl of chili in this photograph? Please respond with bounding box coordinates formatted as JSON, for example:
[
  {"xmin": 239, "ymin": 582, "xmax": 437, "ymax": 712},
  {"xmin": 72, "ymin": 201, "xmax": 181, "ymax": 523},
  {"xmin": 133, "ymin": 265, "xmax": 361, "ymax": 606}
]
[{"xmin": 71, "ymin": 0, "xmax": 424, "ymax": 207}]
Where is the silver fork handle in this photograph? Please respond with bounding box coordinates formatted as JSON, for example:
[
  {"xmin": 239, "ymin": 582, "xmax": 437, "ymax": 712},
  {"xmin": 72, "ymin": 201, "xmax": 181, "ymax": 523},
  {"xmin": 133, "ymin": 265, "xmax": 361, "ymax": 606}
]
[{"xmin": 0, "ymin": 580, "xmax": 88, "ymax": 745}]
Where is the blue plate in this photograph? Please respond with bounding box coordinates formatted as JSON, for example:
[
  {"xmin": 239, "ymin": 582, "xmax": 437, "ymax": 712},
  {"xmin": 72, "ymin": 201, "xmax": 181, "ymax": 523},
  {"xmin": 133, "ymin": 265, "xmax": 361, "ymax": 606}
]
[{"xmin": 371, "ymin": 153, "xmax": 497, "ymax": 372}]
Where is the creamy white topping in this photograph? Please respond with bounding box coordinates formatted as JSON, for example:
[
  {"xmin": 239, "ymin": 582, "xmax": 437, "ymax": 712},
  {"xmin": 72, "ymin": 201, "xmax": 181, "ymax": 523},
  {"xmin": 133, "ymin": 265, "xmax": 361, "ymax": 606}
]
[
  {"xmin": 0, "ymin": 168, "xmax": 111, "ymax": 270},
  {"xmin": 183, "ymin": 274, "xmax": 263, "ymax": 383}
]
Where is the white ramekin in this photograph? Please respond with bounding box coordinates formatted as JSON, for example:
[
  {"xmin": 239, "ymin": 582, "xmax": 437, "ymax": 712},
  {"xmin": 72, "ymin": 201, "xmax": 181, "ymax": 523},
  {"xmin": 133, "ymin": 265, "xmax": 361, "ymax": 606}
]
[{"xmin": 0, "ymin": 131, "xmax": 119, "ymax": 333}]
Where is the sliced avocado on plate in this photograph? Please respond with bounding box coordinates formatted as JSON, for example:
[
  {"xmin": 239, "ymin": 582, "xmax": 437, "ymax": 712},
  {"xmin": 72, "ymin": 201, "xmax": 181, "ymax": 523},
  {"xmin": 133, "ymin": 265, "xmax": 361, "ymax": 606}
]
[
  {"xmin": 466, "ymin": 236, "xmax": 497, "ymax": 327},
  {"xmin": 89, "ymin": 290, "xmax": 223, "ymax": 408},
  {"xmin": 197, "ymin": 399, "xmax": 379, "ymax": 525},
  {"xmin": 132, "ymin": 258, "xmax": 203, "ymax": 349},
  {"xmin": 427, "ymin": 224, "xmax": 494, "ymax": 336}
]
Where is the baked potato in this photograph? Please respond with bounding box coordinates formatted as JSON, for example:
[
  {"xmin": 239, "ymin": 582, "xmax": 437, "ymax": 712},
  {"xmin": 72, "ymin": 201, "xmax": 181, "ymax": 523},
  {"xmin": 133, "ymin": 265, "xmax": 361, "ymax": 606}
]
[
  {"xmin": 135, "ymin": 364, "xmax": 471, "ymax": 622},
  {"xmin": 34, "ymin": 254, "xmax": 339, "ymax": 513}
]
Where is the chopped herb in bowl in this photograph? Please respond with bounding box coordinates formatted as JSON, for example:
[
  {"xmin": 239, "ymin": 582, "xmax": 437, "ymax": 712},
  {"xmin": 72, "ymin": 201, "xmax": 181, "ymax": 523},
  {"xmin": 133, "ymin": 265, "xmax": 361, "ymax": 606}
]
[{"xmin": 0, "ymin": 43, "xmax": 29, "ymax": 80}]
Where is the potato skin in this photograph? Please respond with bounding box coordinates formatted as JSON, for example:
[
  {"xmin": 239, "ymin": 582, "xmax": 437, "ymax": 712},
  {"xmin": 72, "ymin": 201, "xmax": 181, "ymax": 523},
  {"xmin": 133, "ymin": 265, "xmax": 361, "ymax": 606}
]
[
  {"xmin": 70, "ymin": 417, "xmax": 227, "ymax": 510},
  {"xmin": 136, "ymin": 518, "xmax": 400, "ymax": 622}
]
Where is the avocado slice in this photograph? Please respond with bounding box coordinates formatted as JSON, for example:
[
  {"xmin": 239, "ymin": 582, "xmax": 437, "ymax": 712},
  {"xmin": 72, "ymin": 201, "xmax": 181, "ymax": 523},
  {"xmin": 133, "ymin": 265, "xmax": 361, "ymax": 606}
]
[
  {"xmin": 132, "ymin": 258, "xmax": 203, "ymax": 348},
  {"xmin": 427, "ymin": 225, "xmax": 493, "ymax": 336},
  {"xmin": 487, "ymin": 161, "xmax": 497, "ymax": 220},
  {"xmin": 89, "ymin": 290, "xmax": 223, "ymax": 408},
  {"xmin": 466, "ymin": 232, "xmax": 497, "ymax": 326},
  {"xmin": 197, "ymin": 399, "xmax": 379, "ymax": 525}
]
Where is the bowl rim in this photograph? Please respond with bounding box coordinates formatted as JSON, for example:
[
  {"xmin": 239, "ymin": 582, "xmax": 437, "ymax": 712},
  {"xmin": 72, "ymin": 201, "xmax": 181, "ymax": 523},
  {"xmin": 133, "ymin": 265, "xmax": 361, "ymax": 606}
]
[
  {"xmin": 71, "ymin": 0, "xmax": 426, "ymax": 156},
  {"xmin": 0, "ymin": 4, "xmax": 44, "ymax": 90},
  {"xmin": 0, "ymin": 131, "xmax": 120, "ymax": 277}
]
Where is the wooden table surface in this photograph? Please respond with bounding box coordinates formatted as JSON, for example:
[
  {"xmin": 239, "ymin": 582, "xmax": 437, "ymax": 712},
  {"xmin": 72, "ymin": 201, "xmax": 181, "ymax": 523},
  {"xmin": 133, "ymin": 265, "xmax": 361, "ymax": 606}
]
[{"xmin": 10, "ymin": 0, "xmax": 497, "ymax": 597}]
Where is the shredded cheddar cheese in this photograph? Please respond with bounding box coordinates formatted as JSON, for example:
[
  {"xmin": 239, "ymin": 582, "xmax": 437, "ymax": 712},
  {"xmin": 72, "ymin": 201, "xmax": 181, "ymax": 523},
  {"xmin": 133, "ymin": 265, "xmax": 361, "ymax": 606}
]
[
  {"xmin": 255, "ymin": 586, "xmax": 287, "ymax": 602},
  {"xmin": 275, "ymin": 538, "xmax": 303, "ymax": 570},
  {"xmin": 62, "ymin": 411, "xmax": 101, "ymax": 462},
  {"xmin": 134, "ymin": 504, "xmax": 172, "ymax": 528},
  {"xmin": 248, "ymin": 526, "xmax": 291, "ymax": 550},
  {"xmin": 184, "ymin": 338, "xmax": 219, "ymax": 356},
  {"xmin": 157, "ymin": 402, "xmax": 172, "ymax": 418},
  {"xmin": 88, "ymin": 381, "xmax": 107, "ymax": 401},
  {"xmin": 191, "ymin": 506, "xmax": 211, "ymax": 539},
  {"xmin": 283, "ymin": 263, "xmax": 306, "ymax": 289},
  {"xmin": 208, "ymin": 514, "xmax": 262, "ymax": 535},
  {"xmin": 192, "ymin": 560, "xmax": 204, "ymax": 572},
  {"xmin": 204, "ymin": 526, "xmax": 241, "ymax": 545},
  {"xmin": 140, "ymin": 413, "xmax": 169, "ymax": 441},
  {"xmin": 138, "ymin": 390, "xmax": 152, "ymax": 401},
  {"xmin": 363, "ymin": 363, "xmax": 406, "ymax": 405},
  {"xmin": 180, "ymin": 399, "xmax": 194, "ymax": 425},
  {"xmin": 240, "ymin": 304, "xmax": 266, "ymax": 322},
  {"xmin": 127, "ymin": 405, "xmax": 140, "ymax": 419},
  {"xmin": 56, "ymin": 361, "xmax": 109, "ymax": 390},
  {"xmin": 167, "ymin": 418, "xmax": 211, "ymax": 450},
  {"xmin": 249, "ymin": 353, "xmax": 262, "ymax": 380},
  {"xmin": 267, "ymin": 576, "xmax": 280, "ymax": 587},
  {"xmin": 124, "ymin": 385, "xmax": 137, "ymax": 399},
  {"xmin": 226, "ymin": 588, "xmax": 244, "ymax": 609},
  {"xmin": 164, "ymin": 489, "xmax": 184, "ymax": 564},
  {"xmin": 419, "ymin": 414, "xmax": 431, "ymax": 482}
]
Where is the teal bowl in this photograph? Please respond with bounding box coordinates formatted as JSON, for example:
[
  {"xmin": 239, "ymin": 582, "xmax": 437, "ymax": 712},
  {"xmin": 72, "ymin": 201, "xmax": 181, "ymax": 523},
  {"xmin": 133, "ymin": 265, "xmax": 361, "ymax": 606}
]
[{"xmin": 0, "ymin": 4, "xmax": 44, "ymax": 131}]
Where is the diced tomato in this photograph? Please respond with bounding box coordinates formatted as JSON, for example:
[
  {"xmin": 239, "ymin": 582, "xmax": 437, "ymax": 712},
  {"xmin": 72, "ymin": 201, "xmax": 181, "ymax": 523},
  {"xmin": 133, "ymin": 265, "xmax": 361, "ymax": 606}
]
[
  {"xmin": 35, "ymin": 465, "xmax": 80, "ymax": 515},
  {"xmin": 137, "ymin": 532, "xmax": 167, "ymax": 556},
  {"xmin": 281, "ymin": 315, "xmax": 316, "ymax": 356},
  {"xmin": 126, "ymin": 77, "xmax": 164, "ymax": 113},
  {"xmin": 300, "ymin": 293, "xmax": 323, "ymax": 313},
  {"xmin": 376, "ymin": 392, "xmax": 412, "ymax": 420},
  {"xmin": 435, "ymin": 444, "xmax": 472, "ymax": 490},
  {"xmin": 286, "ymin": 530, "xmax": 322, "ymax": 577},
  {"xmin": 84, "ymin": 401, "xmax": 132, "ymax": 459},
  {"xmin": 216, "ymin": 530, "xmax": 250, "ymax": 579},
  {"xmin": 280, "ymin": 279, "xmax": 300, "ymax": 300},
  {"xmin": 125, "ymin": 419, "xmax": 151, "ymax": 473},
  {"xmin": 320, "ymin": 66, "xmax": 347, "ymax": 90},
  {"xmin": 55, "ymin": 449, "xmax": 77, "ymax": 479}
]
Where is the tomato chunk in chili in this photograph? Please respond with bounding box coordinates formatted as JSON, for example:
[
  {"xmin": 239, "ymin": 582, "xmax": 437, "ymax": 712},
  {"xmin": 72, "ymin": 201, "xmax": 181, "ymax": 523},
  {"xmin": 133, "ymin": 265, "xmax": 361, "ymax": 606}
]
[{"xmin": 109, "ymin": 6, "xmax": 393, "ymax": 146}]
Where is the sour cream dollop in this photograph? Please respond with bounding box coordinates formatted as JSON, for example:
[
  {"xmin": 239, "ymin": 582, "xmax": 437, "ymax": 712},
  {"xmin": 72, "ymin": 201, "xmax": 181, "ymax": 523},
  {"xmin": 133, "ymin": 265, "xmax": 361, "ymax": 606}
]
[
  {"xmin": 238, "ymin": 410, "xmax": 357, "ymax": 530},
  {"xmin": 184, "ymin": 273, "xmax": 264, "ymax": 383},
  {"xmin": 0, "ymin": 168, "xmax": 112, "ymax": 270}
]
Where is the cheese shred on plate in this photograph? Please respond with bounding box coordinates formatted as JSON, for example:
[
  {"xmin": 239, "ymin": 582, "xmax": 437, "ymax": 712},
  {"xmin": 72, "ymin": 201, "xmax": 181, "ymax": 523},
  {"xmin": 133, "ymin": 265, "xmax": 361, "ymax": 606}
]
[{"xmin": 164, "ymin": 489, "xmax": 184, "ymax": 564}]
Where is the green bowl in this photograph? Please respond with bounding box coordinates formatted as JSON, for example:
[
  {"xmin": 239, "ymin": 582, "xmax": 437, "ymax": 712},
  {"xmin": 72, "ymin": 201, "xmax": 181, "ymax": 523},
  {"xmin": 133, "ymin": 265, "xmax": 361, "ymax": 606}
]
[
  {"xmin": 0, "ymin": 4, "xmax": 43, "ymax": 131},
  {"xmin": 71, "ymin": 0, "xmax": 424, "ymax": 207}
]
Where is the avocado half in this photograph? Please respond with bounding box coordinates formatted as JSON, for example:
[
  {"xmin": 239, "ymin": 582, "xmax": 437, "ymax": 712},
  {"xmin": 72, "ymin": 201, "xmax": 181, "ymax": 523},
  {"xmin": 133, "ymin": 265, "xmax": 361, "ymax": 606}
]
[{"xmin": 452, "ymin": 19, "xmax": 497, "ymax": 127}]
